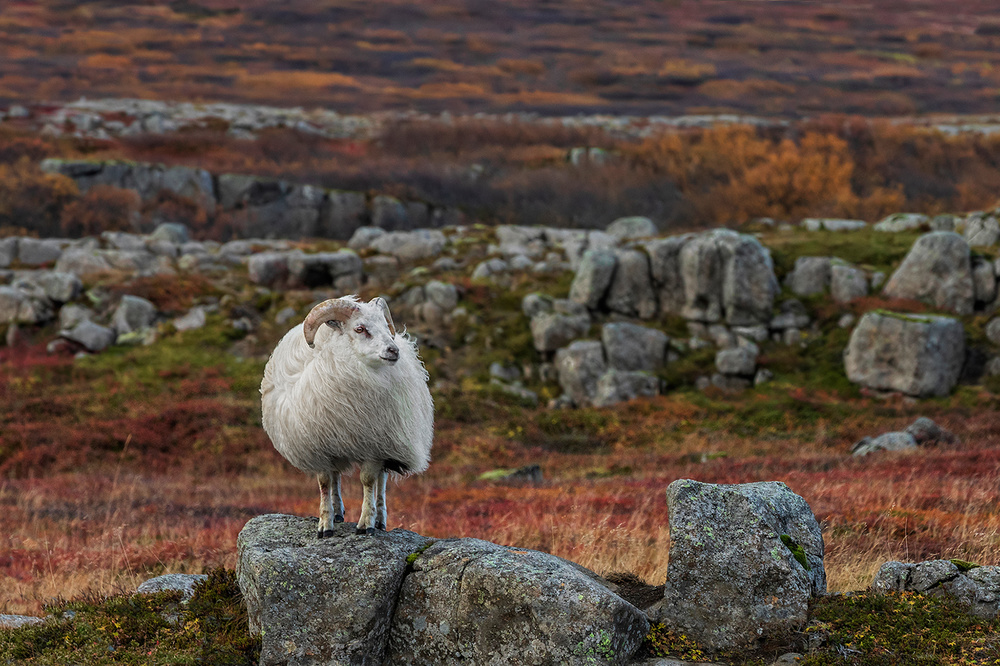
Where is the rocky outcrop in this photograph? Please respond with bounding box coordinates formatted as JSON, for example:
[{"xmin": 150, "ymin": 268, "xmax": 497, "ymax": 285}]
[
  {"xmin": 844, "ymin": 311, "xmax": 965, "ymax": 397},
  {"xmin": 872, "ymin": 560, "xmax": 1000, "ymax": 618},
  {"xmin": 650, "ymin": 480, "xmax": 825, "ymax": 652},
  {"xmin": 237, "ymin": 514, "xmax": 649, "ymax": 666},
  {"xmin": 41, "ymin": 159, "xmax": 464, "ymax": 241}
]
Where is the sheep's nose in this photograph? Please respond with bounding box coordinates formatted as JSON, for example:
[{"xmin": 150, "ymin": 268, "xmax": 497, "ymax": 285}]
[{"xmin": 381, "ymin": 345, "xmax": 399, "ymax": 363}]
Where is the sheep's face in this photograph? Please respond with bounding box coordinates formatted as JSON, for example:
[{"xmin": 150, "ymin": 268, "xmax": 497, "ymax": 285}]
[
  {"xmin": 304, "ymin": 296, "xmax": 400, "ymax": 368},
  {"xmin": 333, "ymin": 309, "xmax": 400, "ymax": 367}
]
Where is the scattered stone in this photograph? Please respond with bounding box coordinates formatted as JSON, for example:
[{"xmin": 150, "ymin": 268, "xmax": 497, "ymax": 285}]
[
  {"xmin": 592, "ymin": 370, "xmax": 660, "ymax": 407},
  {"xmin": 803, "ymin": 218, "xmax": 867, "ymax": 232},
  {"xmin": 112, "ymin": 295, "xmax": 157, "ymax": 335},
  {"xmin": 424, "ymin": 280, "xmax": 458, "ymax": 311},
  {"xmin": 173, "ymin": 307, "xmax": 207, "ymax": 332},
  {"xmin": 489, "ymin": 378, "xmax": 540, "ymax": 406},
  {"xmin": 986, "ymin": 317, "xmax": 1000, "ymax": 345},
  {"xmin": 830, "ymin": 262, "xmax": 868, "ymax": 303},
  {"xmin": 606, "ymin": 215, "xmax": 657, "ymax": 240},
  {"xmin": 844, "ymin": 311, "xmax": 965, "ymax": 397},
  {"xmin": 531, "ymin": 310, "xmax": 591, "ymax": 353},
  {"xmin": 905, "ymin": 416, "xmax": 956, "ymax": 446},
  {"xmin": 754, "ymin": 368, "xmax": 774, "ymax": 386},
  {"xmin": 149, "ymin": 223, "xmax": 190, "ymax": 245},
  {"xmin": 569, "ymin": 249, "xmax": 617, "ymax": 310},
  {"xmin": 851, "ymin": 432, "xmax": 918, "ymax": 456},
  {"xmin": 136, "ymin": 574, "xmax": 208, "ymax": 601},
  {"xmin": 883, "ymin": 232, "xmax": 974, "ymax": 315},
  {"xmin": 61, "ymin": 320, "xmax": 116, "ymax": 352},
  {"xmin": 787, "ymin": 256, "xmax": 831, "ymax": 297},
  {"xmin": 489, "ymin": 362, "xmax": 521, "ymax": 383},
  {"xmin": 555, "ymin": 340, "xmax": 607, "ymax": 407},
  {"xmin": 838, "ymin": 313, "xmax": 856, "ymax": 329},
  {"xmin": 370, "ymin": 229, "xmax": 446, "ymax": 262},
  {"xmin": 521, "ymin": 292, "xmax": 553, "ymax": 319},
  {"xmin": 874, "ymin": 213, "xmax": 930, "ymax": 232},
  {"xmin": 17, "ymin": 237, "xmax": 66, "ymax": 266},
  {"xmin": 651, "ymin": 480, "xmax": 825, "ymax": 652},
  {"xmin": 347, "ymin": 225, "xmax": 386, "ymax": 250},
  {"xmin": 601, "ymin": 322, "xmax": 668, "ymax": 373},
  {"xmin": 0, "ymin": 615, "xmax": 45, "ymax": 629},
  {"xmin": 972, "ymin": 257, "xmax": 997, "ymax": 305},
  {"xmin": 715, "ymin": 342, "xmax": 759, "ymax": 376},
  {"xmin": 471, "ymin": 258, "xmax": 509, "ymax": 280},
  {"xmin": 964, "ymin": 215, "xmax": 1000, "ymax": 247}
]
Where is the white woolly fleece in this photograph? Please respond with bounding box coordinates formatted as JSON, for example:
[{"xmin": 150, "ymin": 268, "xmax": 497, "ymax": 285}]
[{"xmin": 260, "ymin": 296, "xmax": 434, "ymax": 477}]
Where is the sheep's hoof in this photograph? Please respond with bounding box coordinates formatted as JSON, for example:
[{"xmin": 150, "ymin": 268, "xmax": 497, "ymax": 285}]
[
  {"xmin": 333, "ymin": 514, "xmax": 344, "ymax": 523},
  {"xmin": 356, "ymin": 526, "xmax": 376, "ymax": 535},
  {"xmin": 318, "ymin": 529, "xmax": 335, "ymax": 539},
  {"xmin": 374, "ymin": 521, "xmax": 386, "ymax": 531}
]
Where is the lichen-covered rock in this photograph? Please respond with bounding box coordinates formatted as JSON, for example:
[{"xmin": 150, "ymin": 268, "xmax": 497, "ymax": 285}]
[
  {"xmin": 715, "ymin": 342, "xmax": 759, "ymax": 377},
  {"xmin": 61, "ymin": 320, "xmax": 116, "ymax": 352},
  {"xmin": 871, "ymin": 560, "xmax": 1000, "ymax": 618},
  {"xmin": 555, "ymin": 340, "xmax": 607, "ymax": 407},
  {"xmin": 652, "ymin": 480, "xmax": 825, "ymax": 652},
  {"xmin": 844, "ymin": 311, "xmax": 965, "ymax": 397},
  {"xmin": 237, "ymin": 514, "xmax": 432, "ymax": 666},
  {"xmin": 570, "ymin": 249, "xmax": 617, "ymax": 310},
  {"xmin": 679, "ymin": 233, "xmax": 723, "ymax": 323},
  {"xmin": 601, "ymin": 322, "xmax": 668, "ymax": 372},
  {"xmin": 883, "ymin": 232, "xmax": 974, "ymax": 315},
  {"xmin": 370, "ymin": 230, "xmax": 446, "ymax": 262},
  {"xmin": 964, "ymin": 214, "xmax": 1000, "ymax": 247},
  {"xmin": 388, "ymin": 538, "xmax": 649, "ymax": 665}
]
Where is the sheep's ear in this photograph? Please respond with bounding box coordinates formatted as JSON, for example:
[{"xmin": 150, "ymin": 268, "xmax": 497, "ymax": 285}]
[
  {"xmin": 371, "ymin": 296, "xmax": 396, "ymax": 337},
  {"xmin": 303, "ymin": 299, "xmax": 359, "ymax": 348}
]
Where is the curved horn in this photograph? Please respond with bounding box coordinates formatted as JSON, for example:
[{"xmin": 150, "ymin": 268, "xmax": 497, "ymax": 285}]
[
  {"xmin": 303, "ymin": 299, "xmax": 359, "ymax": 348},
  {"xmin": 371, "ymin": 296, "xmax": 396, "ymax": 337}
]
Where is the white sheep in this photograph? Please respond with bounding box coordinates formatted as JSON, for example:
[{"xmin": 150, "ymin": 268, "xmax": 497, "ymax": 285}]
[{"xmin": 260, "ymin": 295, "xmax": 433, "ymax": 536}]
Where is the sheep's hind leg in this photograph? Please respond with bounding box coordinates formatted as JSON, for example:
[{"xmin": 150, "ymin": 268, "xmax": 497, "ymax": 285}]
[
  {"xmin": 317, "ymin": 472, "xmax": 336, "ymax": 538},
  {"xmin": 332, "ymin": 471, "xmax": 345, "ymax": 523},
  {"xmin": 356, "ymin": 462, "xmax": 380, "ymax": 535},
  {"xmin": 374, "ymin": 469, "xmax": 388, "ymax": 531}
]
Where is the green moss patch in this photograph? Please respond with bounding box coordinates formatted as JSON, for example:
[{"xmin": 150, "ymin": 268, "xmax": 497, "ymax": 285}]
[{"xmin": 780, "ymin": 534, "xmax": 811, "ymax": 571}]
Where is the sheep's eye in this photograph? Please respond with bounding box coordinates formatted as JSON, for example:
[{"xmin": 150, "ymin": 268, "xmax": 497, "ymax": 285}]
[{"xmin": 354, "ymin": 325, "xmax": 366, "ymax": 334}]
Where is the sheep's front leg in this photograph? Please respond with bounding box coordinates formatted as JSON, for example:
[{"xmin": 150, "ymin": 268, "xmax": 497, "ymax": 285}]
[
  {"xmin": 357, "ymin": 462, "xmax": 380, "ymax": 535},
  {"xmin": 374, "ymin": 469, "xmax": 388, "ymax": 531},
  {"xmin": 331, "ymin": 471, "xmax": 345, "ymax": 523},
  {"xmin": 317, "ymin": 472, "xmax": 336, "ymax": 538}
]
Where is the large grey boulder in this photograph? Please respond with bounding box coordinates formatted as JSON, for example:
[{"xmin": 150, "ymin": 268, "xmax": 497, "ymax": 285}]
[
  {"xmin": 54, "ymin": 247, "xmax": 114, "ymax": 277},
  {"xmin": 389, "ymin": 538, "xmax": 648, "ymax": 665},
  {"xmin": 348, "ymin": 226, "xmax": 387, "ymax": 250},
  {"xmin": 652, "ymin": 480, "xmax": 825, "ymax": 652},
  {"xmin": 569, "ymin": 249, "xmax": 617, "ymax": 310},
  {"xmin": 872, "ymin": 560, "xmax": 1000, "ymax": 618},
  {"xmin": 715, "ymin": 342, "xmax": 759, "ymax": 377},
  {"xmin": 645, "ymin": 234, "xmax": 692, "ymax": 315},
  {"xmin": 238, "ymin": 514, "xmax": 433, "ymax": 666},
  {"xmin": 844, "ymin": 311, "xmax": 965, "ymax": 397},
  {"xmin": 555, "ymin": 340, "xmax": 607, "ymax": 407},
  {"xmin": 605, "ymin": 249, "xmax": 657, "ymax": 319},
  {"xmin": 787, "ymin": 257, "xmax": 831, "ymax": 297},
  {"xmin": 19, "ymin": 271, "xmax": 81, "ymax": 304},
  {"xmin": 883, "ymin": 232, "xmax": 974, "ymax": 315},
  {"xmin": 601, "ymin": 322, "xmax": 668, "ymax": 372},
  {"xmin": 679, "ymin": 230, "xmax": 777, "ymax": 326}
]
